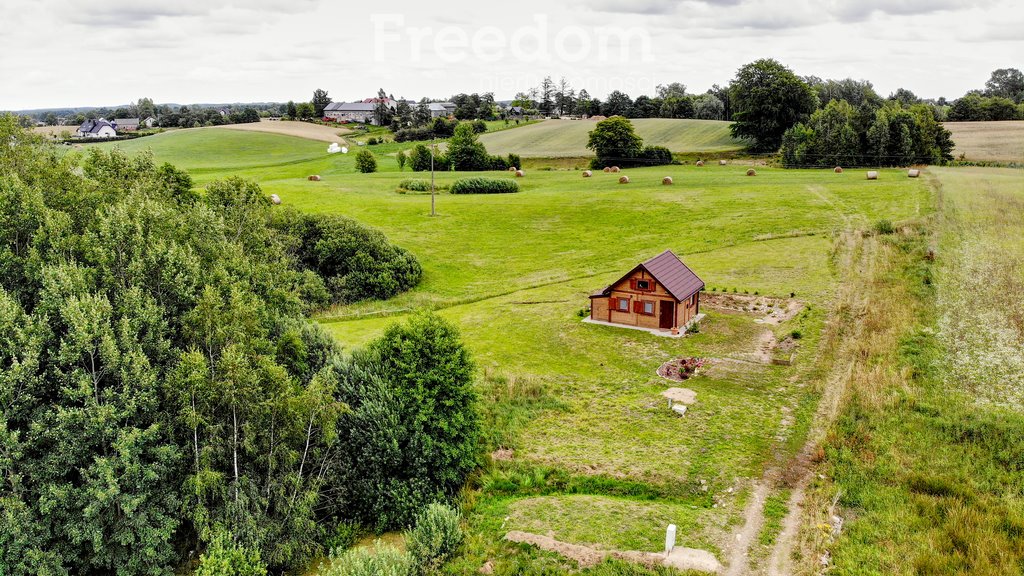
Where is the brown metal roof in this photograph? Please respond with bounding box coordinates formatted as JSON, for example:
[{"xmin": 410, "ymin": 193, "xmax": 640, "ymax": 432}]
[{"xmin": 596, "ymin": 250, "xmax": 704, "ymax": 302}]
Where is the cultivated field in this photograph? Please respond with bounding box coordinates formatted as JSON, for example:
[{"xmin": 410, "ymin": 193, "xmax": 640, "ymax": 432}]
[
  {"xmin": 108, "ymin": 128, "xmax": 943, "ymax": 574},
  {"xmin": 479, "ymin": 118, "xmax": 745, "ymax": 157},
  {"xmin": 31, "ymin": 125, "xmax": 76, "ymax": 139},
  {"xmin": 215, "ymin": 118, "xmax": 353, "ymax": 142},
  {"xmin": 944, "ymin": 120, "xmax": 1024, "ymax": 163}
]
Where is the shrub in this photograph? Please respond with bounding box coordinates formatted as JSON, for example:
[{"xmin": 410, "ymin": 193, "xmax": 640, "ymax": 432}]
[
  {"xmin": 874, "ymin": 219, "xmax": 895, "ymax": 235},
  {"xmin": 470, "ymin": 119, "xmax": 487, "ymax": 133},
  {"xmin": 640, "ymin": 145, "xmax": 673, "ymax": 166},
  {"xmin": 325, "ymin": 522, "xmax": 361, "ymax": 554},
  {"xmin": 194, "ymin": 532, "xmax": 267, "ymax": 576},
  {"xmin": 323, "ymin": 542, "xmax": 411, "ymax": 576},
  {"xmin": 791, "ymin": 330, "xmax": 803, "ymax": 340},
  {"xmin": 449, "ymin": 178, "xmax": 519, "ymax": 195},
  {"xmin": 406, "ymin": 503, "xmax": 464, "ymax": 576},
  {"xmin": 367, "ymin": 137, "xmax": 379, "ymax": 145},
  {"xmin": 431, "ymin": 116, "xmax": 458, "ymax": 137},
  {"xmin": 355, "ymin": 150, "xmax": 377, "ymax": 173},
  {"xmin": 277, "ymin": 211, "xmax": 422, "ymax": 303},
  {"xmin": 394, "ymin": 127, "xmax": 436, "ymax": 142},
  {"xmin": 398, "ymin": 179, "xmax": 432, "ymax": 192},
  {"xmin": 410, "ymin": 144, "xmax": 436, "ymax": 172},
  {"xmin": 507, "ymin": 153, "xmax": 522, "ymax": 170}
]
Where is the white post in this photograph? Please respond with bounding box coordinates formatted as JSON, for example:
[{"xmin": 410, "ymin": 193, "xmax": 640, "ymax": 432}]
[{"xmin": 665, "ymin": 524, "xmax": 677, "ymax": 555}]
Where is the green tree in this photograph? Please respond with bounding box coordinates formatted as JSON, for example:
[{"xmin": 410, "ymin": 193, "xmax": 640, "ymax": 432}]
[
  {"xmin": 312, "ymin": 89, "xmax": 332, "ymax": 118},
  {"xmin": 373, "ymin": 88, "xmax": 394, "ymax": 126},
  {"xmin": 396, "ymin": 150, "xmax": 408, "ymax": 171},
  {"xmin": 692, "ymin": 94, "xmax": 725, "ymax": 120},
  {"xmin": 332, "ymin": 313, "xmax": 478, "ymax": 530},
  {"xmin": 286, "ymin": 100, "xmax": 298, "ymax": 118},
  {"xmin": 446, "ymin": 123, "xmax": 492, "ymax": 170},
  {"xmin": 729, "ymin": 58, "xmax": 818, "ymax": 152},
  {"xmin": 587, "ymin": 115, "xmax": 644, "ymax": 168},
  {"xmin": 656, "ymin": 82, "xmax": 687, "ymax": 99},
  {"xmin": 601, "ymin": 90, "xmax": 633, "ymax": 117},
  {"xmin": 295, "ymin": 102, "xmax": 315, "ymax": 120},
  {"xmin": 985, "ymin": 68, "xmax": 1024, "ymax": 103},
  {"xmin": 355, "ymin": 149, "xmax": 377, "ymax": 173}
]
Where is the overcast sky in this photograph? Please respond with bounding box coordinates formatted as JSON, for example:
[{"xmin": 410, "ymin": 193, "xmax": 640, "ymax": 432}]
[{"xmin": 2, "ymin": 0, "xmax": 1022, "ymax": 110}]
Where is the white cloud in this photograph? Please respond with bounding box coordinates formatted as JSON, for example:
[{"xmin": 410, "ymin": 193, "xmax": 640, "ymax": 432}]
[{"xmin": 0, "ymin": 0, "xmax": 1020, "ymax": 110}]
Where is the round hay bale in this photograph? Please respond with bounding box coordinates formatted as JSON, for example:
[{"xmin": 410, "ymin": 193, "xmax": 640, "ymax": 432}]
[
  {"xmin": 603, "ymin": 167, "xmax": 612, "ymax": 173},
  {"xmin": 515, "ymin": 170, "xmax": 525, "ymax": 177},
  {"xmin": 662, "ymin": 176, "xmax": 673, "ymax": 185},
  {"xmin": 508, "ymin": 166, "xmax": 517, "ymax": 172},
  {"xmin": 610, "ymin": 166, "xmax": 621, "ymax": 173},
  {"xmin": 695, "ymin": 160, "xmax": 705, "ymax": 167},
  {"xmin": 718, "ymin": 160, "xmax": 727, "ymax": 166},
  {"xmin": 866, "ymin": 171, "xmax": 879, "ymax": 180},
  {"xmin": 746, "ymin": 169, "xmax": 757, "ymax": 176},
  {"xmin": 269, "ymin": 194, "xmax": 282, "ymax": 205},
  {"xmin": 582, "ymin": 170, "xmax": 593, "ymax": 178},
  {"xmin": 907, "ymin": 169, "xmax": 921, "ymax": 178},
  {"xmin": 619, "ymin": 176, "xmax": 630, "ymax": 184},
  {"xmin": 307, "ymin": 175, "xmax": 321, "ymax": 181},
  {"xmin": 834, "ymin": 167, "xmax": 843, "ymax": 174}
]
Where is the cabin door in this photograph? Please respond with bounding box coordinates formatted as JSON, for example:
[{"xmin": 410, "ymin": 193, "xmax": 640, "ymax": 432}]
[{"xmin": 659, "ymin": 301, "xmax": 675, "ymax": 329}]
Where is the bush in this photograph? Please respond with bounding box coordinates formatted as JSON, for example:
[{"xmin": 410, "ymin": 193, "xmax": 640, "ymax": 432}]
[
  {"xmin": 449, "ymin": 178, "xmax": 519, "ymax": 195},
  {"xmin": 398, "ymin": 179, "xmax": 432, "ymax": 192},
  {"xmin": 874, "ymin": 219, "xmax": 896, "ymax": 235},
  {"xmin": 355, "ymin": 150, "xmax": 377, "ymax": 173},
  {"xmin": 507, "ymin": 153, "xmax": 522, "ymax": 170},
  {"xmin": 410, "ymin": 144, "xmax": 444, "ymax": 172},
  {"xmin": 470, "ymin": 119, "xmax": 487, "ymax": 133},
  {"xmin": 640, "ymin": 145, "xmax": 673, "ymax": 166},
  {"xmin": 791, "ymin": 330, "xmax": 803, "ymax": 340},
  {"xmin": 325, "ymin": 522, "xmax": 361, "ymax": 554},
  {"xmin": 323, "ymin": 542, "xmax": 410, "ymax": 576},
  {"xmin": 395, "ymin": 127, "xmax": 435, "ymax": 142},
  {"xmin": 406, "ymin": 503, "xmax": 464, "ymax": 576},
  {"xmin": 431, "ymin": 116, "xmax": 458, "ymax": 137},
  {"xmin": 277, "ymin": 211, "xmax": 422, "ymax": 303},
  {"xmin": 194, "ymin": 532, "xmax": 267, "ymax": 576}
]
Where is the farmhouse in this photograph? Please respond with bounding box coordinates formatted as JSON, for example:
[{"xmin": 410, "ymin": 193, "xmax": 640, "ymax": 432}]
[
  {"xmin": 589, "ymin": 250, "xmax": 704, "ymax": 333},
  {"xmin": 113, "ymin": 118, "xmax": 140, "ymax": 131},
  {"xmin": 324, "ymin": 98, "xmax": 398, "ymax": 124},
  {"xmin": 76, "ymin": 119, "xmax": 117, "ymax": 138}
]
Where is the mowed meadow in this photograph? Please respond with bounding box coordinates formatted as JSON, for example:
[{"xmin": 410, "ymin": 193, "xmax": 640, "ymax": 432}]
[{"xmin": 97, "ymin": 124, "xmax": 936, "ymax": 574}]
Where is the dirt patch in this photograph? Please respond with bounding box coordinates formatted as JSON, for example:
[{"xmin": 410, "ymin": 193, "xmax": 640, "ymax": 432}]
[
  {"xmin": 504, "ymin": 531, "xmax": 722, "ymax": 574},
  {"xmin": 504, "ymin": 531, "xmax": 606, "ymax": 568},
  {"xmin": 657, "ymin": 358, "xmax": 709, "ymax": 381},
  {"xmin": 216, "ymin": 119, "xmax": 352, "ymax": 143},
  {"xmin": 490, "ymin": 448, "xmax": 514, "ymax": 462},
  {"xmin": 660, "ymin": 387, "xmax": 697, "ymax": 404},
  {"xmin": 703, "ymin": 293, "xmax": 803, "ymax": 325}
]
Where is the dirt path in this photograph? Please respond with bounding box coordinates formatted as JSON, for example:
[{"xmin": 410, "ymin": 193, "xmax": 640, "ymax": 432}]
[
  {"xmin": 504, "ymin": 530, "xmax": 722, "ymax": 573},
  {"xmin": 723, "ymin": 231, "xmax": 871, "ymax": 576}
]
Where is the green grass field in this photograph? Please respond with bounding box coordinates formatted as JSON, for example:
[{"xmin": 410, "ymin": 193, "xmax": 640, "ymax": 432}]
[
  {"xmin": 478, "ymin": 118, "xmax": 745, "ymax": 158},
  {"xmin": 94, "ymin": 127, "xmax": 946, "ymax": 574}
]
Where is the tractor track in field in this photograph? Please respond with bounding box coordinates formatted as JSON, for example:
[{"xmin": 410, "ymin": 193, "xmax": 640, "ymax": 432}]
[{"xmin": 724, "ymin": 230, "xmax": 872, "ymax": 576}]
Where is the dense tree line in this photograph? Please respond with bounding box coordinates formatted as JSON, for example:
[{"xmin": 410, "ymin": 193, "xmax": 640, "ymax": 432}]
[
  {"xmin": 780, "ymin": 99, "xmax": 953, "ymax": 167},
  {"xmin": 0, "ymin": 117, "xmax": 477, "ymax": 575},
  {"xmin": 946, "ymin": 68, "xmax": 1024, "ymax": 121}
]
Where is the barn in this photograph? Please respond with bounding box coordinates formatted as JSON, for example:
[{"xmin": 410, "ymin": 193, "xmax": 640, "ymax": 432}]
[{"xmin": 589, "ymin": 250, "xmax": 704, "ymax": 334}]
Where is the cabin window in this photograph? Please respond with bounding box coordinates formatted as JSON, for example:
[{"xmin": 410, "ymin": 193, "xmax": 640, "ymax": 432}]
[
  {"xmin": 642, "ymin": 301, "xmax": 655, "ymax": 315},
  {"xmin": 636, "ymin": 279, "xmax": 651, "ymax": 291},
  {"xmin": 616, "ymin": 297, "xmax": 629, "ymax": 312}
]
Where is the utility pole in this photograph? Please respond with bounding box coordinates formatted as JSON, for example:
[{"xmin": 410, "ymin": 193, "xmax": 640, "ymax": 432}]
[{"xmin": 430, "ymin": 139, "xmax": 436, "ymax": 217}]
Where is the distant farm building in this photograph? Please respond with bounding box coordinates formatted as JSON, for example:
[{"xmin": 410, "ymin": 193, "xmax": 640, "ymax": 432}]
[
  {"xmin": 324, "ymin": 98, "xmax": 398, "ymax": 124},
  {"xmin": 113, "ymin": 118, "xmax": 140, "ymax": 131},
  {"xmin": 76, "ymin": 119, "xmax": 117, "ymax": 138},
  {"xmin": 589, "ymin": 250, "xmax": 704, "ymax": 333}
]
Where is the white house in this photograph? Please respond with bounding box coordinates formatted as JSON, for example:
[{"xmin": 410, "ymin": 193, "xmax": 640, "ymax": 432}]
[
  {"xmin": 143, "ymin": 117, "xmax": 157, "ymax": 128},
  {"xmin": 427, "ymin": 103, "xmax": 450, "ymax": 118},
  {"xmin": 76, "ymin": 119, "xmax": 117, "ymax": 138}
]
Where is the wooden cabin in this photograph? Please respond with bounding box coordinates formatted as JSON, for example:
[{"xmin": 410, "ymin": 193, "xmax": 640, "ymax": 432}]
[{"xmin": 589, "ymin": 250, "xmax": 704, "ymax": 332}]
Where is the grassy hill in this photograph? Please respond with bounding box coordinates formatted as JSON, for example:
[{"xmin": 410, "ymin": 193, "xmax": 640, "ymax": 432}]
[
  {"xmin": 944, "ymin": 120, "xmax": 1024, "ymax": 163},
  {"xmin": 478, "ymin": 118, "xmax": 745, "ymax": 158}
]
